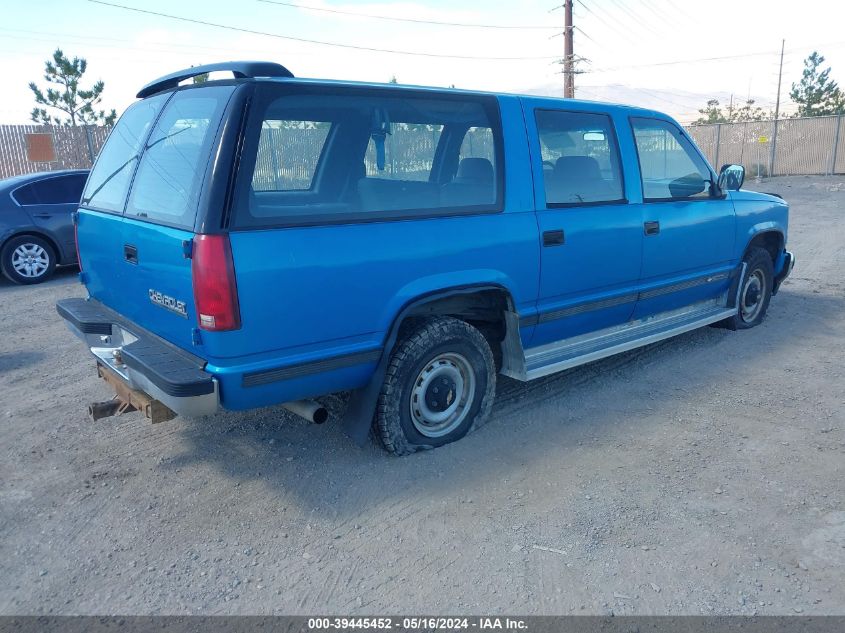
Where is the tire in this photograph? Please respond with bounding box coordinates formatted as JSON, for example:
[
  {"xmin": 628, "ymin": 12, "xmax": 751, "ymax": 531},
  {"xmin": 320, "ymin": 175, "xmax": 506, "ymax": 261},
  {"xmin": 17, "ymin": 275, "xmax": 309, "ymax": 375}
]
[
  {"xmin": 375, "ymin": 316, "xmax": 496, "ymax": 456},
  {"xmin": 1, "ymin": 235, "xmax": 57, "ymax": 285},
  {"xmin": 719, "ymin": 247, "xmax": 774, "ymax": 331}
]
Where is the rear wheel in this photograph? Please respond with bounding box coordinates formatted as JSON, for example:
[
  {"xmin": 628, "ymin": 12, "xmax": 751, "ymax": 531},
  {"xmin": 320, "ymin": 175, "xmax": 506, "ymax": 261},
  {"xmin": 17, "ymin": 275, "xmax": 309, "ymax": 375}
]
[
  {"xmin": 720, "ymin": 247, "xmax": 774, "ymax": 330},
  {"xmin": 375, "ymin": 317, "xmax": 496, "ymax": 455},
  {"xmin": 1, "ymin": 235, "xmax": 56, "ymax": 285}
]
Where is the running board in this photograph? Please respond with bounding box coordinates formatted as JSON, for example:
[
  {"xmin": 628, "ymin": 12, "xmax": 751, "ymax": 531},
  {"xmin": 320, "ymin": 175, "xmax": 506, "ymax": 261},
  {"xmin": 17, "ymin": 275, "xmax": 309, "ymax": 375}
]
[{"xmin": 515, "ymin": 300, "xmax": 737, "ymax": 381}]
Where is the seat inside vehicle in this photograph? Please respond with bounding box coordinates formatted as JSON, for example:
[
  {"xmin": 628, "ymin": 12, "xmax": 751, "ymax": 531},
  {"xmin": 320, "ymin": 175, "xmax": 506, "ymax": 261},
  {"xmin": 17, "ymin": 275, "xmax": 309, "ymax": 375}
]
[
  {"xmin": 440, "ymin": 158, "xmax": 495, "ymax": 207},
  {"xmin": 357, "ymin": 178, "xmax": 440, "ymax": 212},
  {"xmin": 545, "ymin": 155, "xmax": 616, "ymax": 204}
]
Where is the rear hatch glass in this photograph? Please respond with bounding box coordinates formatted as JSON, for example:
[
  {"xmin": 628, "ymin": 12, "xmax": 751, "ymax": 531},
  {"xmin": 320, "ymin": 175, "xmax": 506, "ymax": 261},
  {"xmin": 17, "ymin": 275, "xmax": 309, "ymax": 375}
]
[{"xmin": 77, "ymin": 85, "xmax": 235, "ymax": 349}]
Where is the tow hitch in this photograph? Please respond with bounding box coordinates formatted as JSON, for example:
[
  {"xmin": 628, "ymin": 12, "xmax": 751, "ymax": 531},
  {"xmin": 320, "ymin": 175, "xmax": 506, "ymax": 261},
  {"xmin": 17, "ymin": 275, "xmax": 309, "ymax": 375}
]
[{"xmin": 89, "ymin": 362, "xmax": 177, "ymax": 424}]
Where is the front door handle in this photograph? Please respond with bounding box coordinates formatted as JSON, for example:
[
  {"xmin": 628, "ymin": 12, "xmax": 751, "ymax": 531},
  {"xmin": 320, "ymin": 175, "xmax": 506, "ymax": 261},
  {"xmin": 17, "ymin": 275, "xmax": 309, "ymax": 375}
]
[
  {"xmin": 124, "ymin": 244, "xmax": 138, "ymax": 264},
  {"xmin": 542, "ymin": 229, "xmax": 565, "ymax": 247},
  {"xmin": 32, "ymin": 213, "xmax": 53, "ymax": 219},
  {"xmin": 644, "ymin": 221, "xmax": 660, "ymax": 236}
]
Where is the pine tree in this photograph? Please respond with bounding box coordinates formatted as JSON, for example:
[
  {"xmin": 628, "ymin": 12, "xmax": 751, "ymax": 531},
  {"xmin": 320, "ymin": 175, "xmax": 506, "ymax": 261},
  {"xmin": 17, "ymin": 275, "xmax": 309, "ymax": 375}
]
[
  {"xmin": 29, "ymin": 49, "xmax": 117, "ymax": 126},
  {"xmin": 789, "ymin": 52, "xmax": 844, "ymax": 117}
]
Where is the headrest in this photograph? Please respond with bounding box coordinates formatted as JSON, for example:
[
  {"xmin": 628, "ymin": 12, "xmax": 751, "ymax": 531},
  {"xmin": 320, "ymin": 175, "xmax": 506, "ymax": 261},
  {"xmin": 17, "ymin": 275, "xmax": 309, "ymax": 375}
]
[
  {"xmin": 554, "ymin": 156, "xmax": 602, "ymax": 180},
  {"xmin": 456, "ymin": 157, "xmax": 494, "ymax": 182}
]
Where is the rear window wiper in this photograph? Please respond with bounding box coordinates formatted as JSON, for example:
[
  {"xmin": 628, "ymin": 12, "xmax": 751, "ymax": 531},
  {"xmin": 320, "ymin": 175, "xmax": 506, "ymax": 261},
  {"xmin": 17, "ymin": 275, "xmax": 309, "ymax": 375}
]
[
  {"xmin": 82, "ymin": 153, "xmax": 140, "ymax": 205},
  {"xmin": 82, "ymin": 128, "xmax": 192, "ymax": 205}
]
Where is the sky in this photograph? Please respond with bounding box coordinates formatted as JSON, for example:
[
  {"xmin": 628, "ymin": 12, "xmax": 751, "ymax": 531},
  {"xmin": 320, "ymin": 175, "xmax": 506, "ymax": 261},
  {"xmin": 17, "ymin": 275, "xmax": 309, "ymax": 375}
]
[{"xmin": 3, "ymin": 0, "xmax": 845, "ymax": 124}]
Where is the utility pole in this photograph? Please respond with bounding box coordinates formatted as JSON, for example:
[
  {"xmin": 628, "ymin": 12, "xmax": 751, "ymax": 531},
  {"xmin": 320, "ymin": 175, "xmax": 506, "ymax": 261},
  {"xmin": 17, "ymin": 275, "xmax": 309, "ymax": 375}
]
[
  {"xmin": 769, "ymin": 38, "xmax": 785, "ymax": 177},
  {"xmin": 564, "ymin": 0, "xmax": 574, "ymax": 98},
  {"xmin": 773, "ymin": 39, "xmax": 784, "ymax": 122}
]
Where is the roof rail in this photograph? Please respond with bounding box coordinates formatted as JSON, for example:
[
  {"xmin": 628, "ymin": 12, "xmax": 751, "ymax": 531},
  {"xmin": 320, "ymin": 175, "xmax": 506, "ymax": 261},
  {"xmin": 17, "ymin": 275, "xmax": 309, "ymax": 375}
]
[{"xmin": 136, "ymin": 61, "xmax": 294, "ymax": 98}]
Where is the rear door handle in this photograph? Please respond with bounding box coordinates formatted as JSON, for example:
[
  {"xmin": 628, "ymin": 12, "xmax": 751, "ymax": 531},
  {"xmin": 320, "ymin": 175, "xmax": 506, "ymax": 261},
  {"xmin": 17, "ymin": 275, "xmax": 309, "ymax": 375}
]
[
  {"xmin": 644, "ymin": 221, "xmax": 660, "ymax": 236},
  {"xmin": 542, "ymin": 229, "xmax": 565, "ymax": 247},
  {"xmin": 124, "ymin": 244, "xmax": 138, "ymax": 264},
  {"xmin": 32, "ymin": 213, "xmax": 53, "ymax": 219}
]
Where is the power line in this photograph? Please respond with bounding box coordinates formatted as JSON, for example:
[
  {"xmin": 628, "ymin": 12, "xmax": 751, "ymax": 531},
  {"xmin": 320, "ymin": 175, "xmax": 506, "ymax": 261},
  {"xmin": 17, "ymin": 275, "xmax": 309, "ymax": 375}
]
[
  {"xmin": 573, "ymin": 0, "xmax": 642, "ymax": 47},
  {"xmin": 605, "ymin": 0, "xmax": 663, "ymax": 38},
  {"xmin": 637, "ymin": 0, "xmax": 686, "ymax": 30},
  {"xmin": 258, "ymin": 0, "xmax": 563, "ymax": 30},
  {"xmin": 589, "ymin": 49, "xmax": 790, "ymax": 73},
  {"xmin": 86, "ymin": 0, "xmax": 561, "ymax": 61}
]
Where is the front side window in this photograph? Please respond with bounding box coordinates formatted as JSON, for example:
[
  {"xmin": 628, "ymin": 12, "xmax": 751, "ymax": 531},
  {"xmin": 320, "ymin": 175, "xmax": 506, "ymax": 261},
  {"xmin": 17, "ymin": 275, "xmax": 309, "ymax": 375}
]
[
  {"xmin": 631, "ymin": 117, "xmax": 713, "ymax": 201},
  {"xmin": 82, "ymin": 94, "xmax": 168, "ymax": 213},
  {"xmin": 125, "ymin": 86, "xmax": 234, "ymax": 228},
  {"xmin": 535, "ymin": 110, "xmax": 624, "ymax": 206},
  {"xmin": 234, "ymin": 89, "xmax": 503, "ymax": 227}
]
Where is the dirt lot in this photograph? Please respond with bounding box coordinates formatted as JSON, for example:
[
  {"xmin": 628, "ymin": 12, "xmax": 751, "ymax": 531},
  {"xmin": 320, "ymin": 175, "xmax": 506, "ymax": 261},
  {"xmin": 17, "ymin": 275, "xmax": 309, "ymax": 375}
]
[{"xmin": 1, "ymin": 176, "xmax": 843, "ymax": 616}]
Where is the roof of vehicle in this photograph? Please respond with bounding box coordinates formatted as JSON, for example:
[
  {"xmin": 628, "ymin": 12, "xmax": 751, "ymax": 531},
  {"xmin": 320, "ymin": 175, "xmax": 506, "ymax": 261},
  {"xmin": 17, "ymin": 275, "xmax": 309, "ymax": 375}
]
[
  {"xmin": 259, "ymin": 76, "xmax": 664, "ymax": 115},
  {"xmin": 0, "ymin": 169, "xmax": 89, "ymax": 192},
  {"xmin": 138, "ymin": 61, "xmax": 670, "ymax": 121}
]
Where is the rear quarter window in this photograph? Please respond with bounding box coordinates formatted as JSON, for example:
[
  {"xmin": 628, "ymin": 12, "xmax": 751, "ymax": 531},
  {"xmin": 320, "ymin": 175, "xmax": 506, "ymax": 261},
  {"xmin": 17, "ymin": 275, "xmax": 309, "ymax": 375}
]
[
  {"xmin": 231, "ymin": 87, "xmax": 504, "ymax": 228},
  {"xmin": 252, "ymin": 120, "xmax": 331, "ymax": 191},
  {"xmin": 125, "ymin": 86, "xmax": 235, "ymax": 229}
]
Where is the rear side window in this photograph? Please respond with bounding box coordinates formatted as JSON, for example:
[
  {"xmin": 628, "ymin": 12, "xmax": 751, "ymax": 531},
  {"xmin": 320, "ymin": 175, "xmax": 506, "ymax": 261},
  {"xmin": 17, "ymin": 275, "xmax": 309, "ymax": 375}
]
[
  {"xmin": 631, "ymin": 117, "xmax": 713, "ymax": 201},
  {"xmin": 11, "ymin": 183, "xmax": 38, "ymax": 205},
  {"xmin": 535, "ymin": 110, "xmax": 624, "ymax": 206},
  {"xmin": 363, "ymin": 123, "xmax": 444, "ymax": 182},
  {"xmin": 126, "ymin": 86, "xmax": 234, "ymax": 228},
  {"xmin": 233, "ymin": 88, "xmax": 503, "ymax": 228},
  {"xmin": 460, "ymin": 126, "xmax": 495, "ymax": 164},
  {"xmin": 82, "ymin": 94, "xmax": 168, "ymax": 213},
  {"xmin": 252, "ymin": 121, "xmax": 331, "ymax": 192},
  {"xmin": 16, "ymin": 173, "xmax": 87, "ymax": 205}
]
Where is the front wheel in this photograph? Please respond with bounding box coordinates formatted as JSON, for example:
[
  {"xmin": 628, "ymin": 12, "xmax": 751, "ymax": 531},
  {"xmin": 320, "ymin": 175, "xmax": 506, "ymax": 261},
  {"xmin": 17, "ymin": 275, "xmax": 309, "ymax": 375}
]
[
  {"xmin": 375, "ymin": 317, "xmax": 496, "ymax": 455},
  {"xmin": 1, "ymin": 235, "xmax": 57, "ymax": 285},
  {"xmin": 720, "ymin": 247, "xmax": 774, "ymax": 330}
]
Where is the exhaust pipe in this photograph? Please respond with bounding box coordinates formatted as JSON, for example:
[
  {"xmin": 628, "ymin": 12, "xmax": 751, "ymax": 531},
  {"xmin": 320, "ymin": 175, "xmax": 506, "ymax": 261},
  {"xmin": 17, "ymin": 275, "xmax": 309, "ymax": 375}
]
[{"xmin": 282, "ymin": 399, "xmax": 329, "ymax": 424}]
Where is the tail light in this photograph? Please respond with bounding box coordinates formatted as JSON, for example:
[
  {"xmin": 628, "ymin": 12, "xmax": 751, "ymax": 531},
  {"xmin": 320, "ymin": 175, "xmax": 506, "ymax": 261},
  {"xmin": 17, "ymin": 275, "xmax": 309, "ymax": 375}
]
[{"xmin": 192, "ymin": 234, "xmax": 241, "ymax": 331}]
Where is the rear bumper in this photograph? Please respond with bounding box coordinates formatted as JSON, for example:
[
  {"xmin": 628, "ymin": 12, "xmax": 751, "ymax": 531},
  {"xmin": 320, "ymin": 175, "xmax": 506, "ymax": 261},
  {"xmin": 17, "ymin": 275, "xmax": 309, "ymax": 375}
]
[
  {"xmin": 773, "ymin": 250, "xmax": 795, "ymax": 294},
  {"xmin": 56, "ymin": 298, "xmax": 219, "ymax": 417}
]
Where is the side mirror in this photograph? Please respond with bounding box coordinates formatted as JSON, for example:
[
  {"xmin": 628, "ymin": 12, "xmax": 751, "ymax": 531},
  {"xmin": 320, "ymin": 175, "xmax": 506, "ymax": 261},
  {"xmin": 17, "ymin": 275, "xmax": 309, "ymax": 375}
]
[{"xmin": 718, "ymin": 164, "xmax": 745, "ymax": 191}]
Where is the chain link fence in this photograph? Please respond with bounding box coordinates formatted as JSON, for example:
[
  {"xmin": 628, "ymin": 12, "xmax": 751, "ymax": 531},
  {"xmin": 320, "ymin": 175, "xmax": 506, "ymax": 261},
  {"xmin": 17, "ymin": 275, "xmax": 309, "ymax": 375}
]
[
  {"xmin": 0, "ymin": 125, "xmax": 111, "ymax": 180},
  {"xmin": 688, "ymin": 114, "xmax": 845, "ymax": 178},
  {"xmin": 2, "ymin": 116, "xmax": 845, "ymax": 182}
]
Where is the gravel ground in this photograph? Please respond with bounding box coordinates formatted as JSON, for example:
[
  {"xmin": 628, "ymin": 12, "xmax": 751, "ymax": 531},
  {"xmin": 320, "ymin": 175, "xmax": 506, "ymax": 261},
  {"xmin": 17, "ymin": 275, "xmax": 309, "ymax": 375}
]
[{"xmin": 0, "ymin": 175, "xmax": 843, "ymax": 616}]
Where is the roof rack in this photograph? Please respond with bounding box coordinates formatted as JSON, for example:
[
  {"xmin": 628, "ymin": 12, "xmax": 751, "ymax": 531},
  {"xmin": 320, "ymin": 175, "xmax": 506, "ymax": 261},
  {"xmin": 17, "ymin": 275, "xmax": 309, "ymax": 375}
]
[{"xmin": 136, "ymin": 61, "xmax": 294, "ymax": 99}]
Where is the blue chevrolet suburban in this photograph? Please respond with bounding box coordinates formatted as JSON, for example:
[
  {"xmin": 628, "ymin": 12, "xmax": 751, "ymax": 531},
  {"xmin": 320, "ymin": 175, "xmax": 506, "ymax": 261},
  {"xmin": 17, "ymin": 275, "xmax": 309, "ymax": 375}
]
[{"xmin": 57, "ymin": 62, "xmax": 794, "ymax": 455}]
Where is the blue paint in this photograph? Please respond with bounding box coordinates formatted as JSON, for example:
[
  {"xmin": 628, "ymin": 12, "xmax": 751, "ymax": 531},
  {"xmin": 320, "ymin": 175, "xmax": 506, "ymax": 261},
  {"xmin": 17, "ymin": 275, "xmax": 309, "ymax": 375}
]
[{"xmin": 72, "ymin": 74, "xmax": 792, "ymax": 412}]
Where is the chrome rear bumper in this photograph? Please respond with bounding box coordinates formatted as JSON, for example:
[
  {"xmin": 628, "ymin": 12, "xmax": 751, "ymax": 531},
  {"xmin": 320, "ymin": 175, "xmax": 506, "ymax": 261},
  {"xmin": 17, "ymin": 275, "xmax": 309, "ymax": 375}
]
[{"xmin": 57, "ymin": 298, "xmax": 219, "ymax": 418}]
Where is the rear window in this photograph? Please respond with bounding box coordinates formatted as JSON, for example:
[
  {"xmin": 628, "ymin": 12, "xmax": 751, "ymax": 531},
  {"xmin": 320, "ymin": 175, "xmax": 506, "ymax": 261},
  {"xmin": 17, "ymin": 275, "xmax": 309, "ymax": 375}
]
[
  {"xmin": 82, "ymin": 94, "xmax": 168, "ymax": 213},
  {"xmin": 125, "ymin": 86, "xmax": 234, "ymax": 228},
  {"xmin": 232, "ymin": 87, "xmax": 503, "ymax": 228}
]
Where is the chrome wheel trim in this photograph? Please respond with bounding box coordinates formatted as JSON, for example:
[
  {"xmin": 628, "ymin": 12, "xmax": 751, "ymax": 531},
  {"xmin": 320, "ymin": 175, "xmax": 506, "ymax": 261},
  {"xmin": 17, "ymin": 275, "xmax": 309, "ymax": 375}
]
[
  {"xmin": 740, "ymin": 268, "xmax": 765, "ymax": 323},
  {"xmin": 409, "ymin": 352, "xmax": 476, "ymax": 438},
  {"xmin": 11, "ymin": 243, "xmax": 50, "ymax": 278}
]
